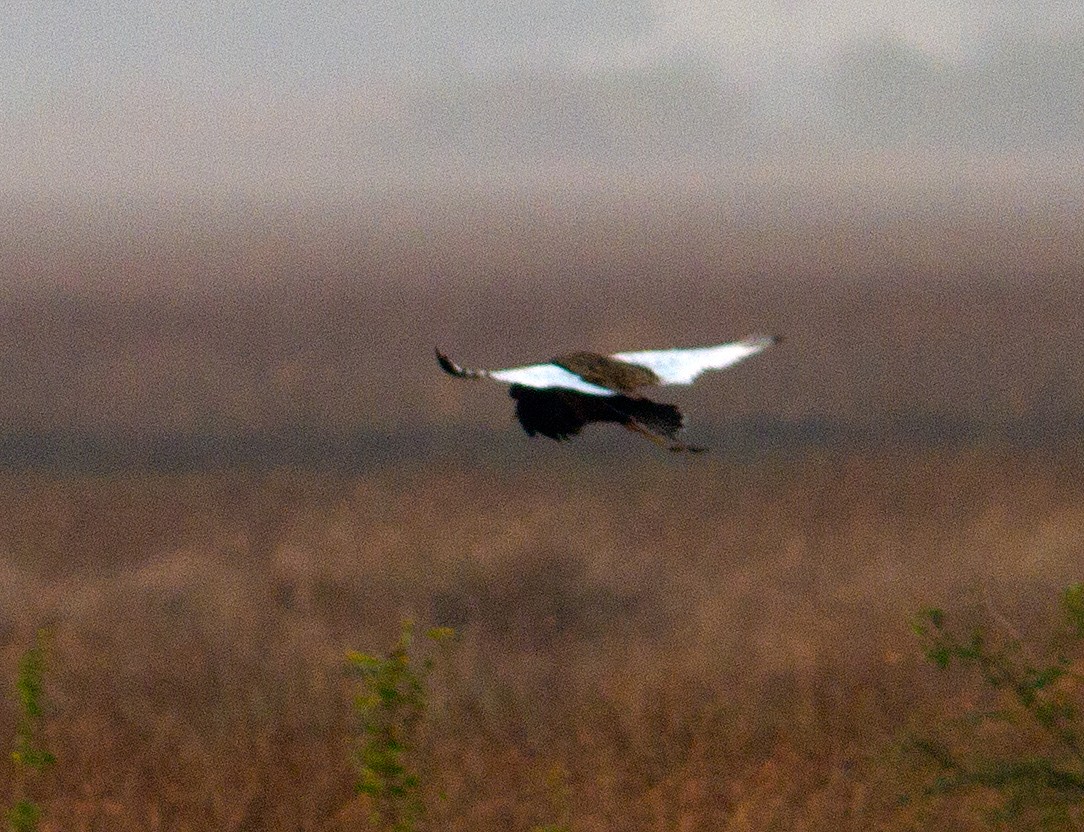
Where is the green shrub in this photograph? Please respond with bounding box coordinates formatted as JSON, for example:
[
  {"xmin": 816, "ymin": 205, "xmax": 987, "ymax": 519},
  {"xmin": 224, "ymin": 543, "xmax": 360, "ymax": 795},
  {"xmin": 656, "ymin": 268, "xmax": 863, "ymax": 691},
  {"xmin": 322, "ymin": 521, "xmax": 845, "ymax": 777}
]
[
  {"xmin": 7, "ymin": 630, "xmax": 55, "ymax": 832},
  {"xmin": 908, "ymin": 584, "xmax": 1084, "ymax": 829},
  {"xmin": 346, "ymin": 621, "xmax": 454, "ymax": 832}
]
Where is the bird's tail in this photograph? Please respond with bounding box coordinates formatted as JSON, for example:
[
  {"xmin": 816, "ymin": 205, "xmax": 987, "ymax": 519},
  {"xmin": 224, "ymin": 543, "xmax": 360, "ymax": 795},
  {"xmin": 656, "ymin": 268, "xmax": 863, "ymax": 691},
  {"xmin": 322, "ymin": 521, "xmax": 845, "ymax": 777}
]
[
  {"xmin": 614, "ymin": 397, "xmax": 684, "ymax": 439},
  {"xmin": 609, "ymin": 397, "xmax": 707, "ymax": 453}
]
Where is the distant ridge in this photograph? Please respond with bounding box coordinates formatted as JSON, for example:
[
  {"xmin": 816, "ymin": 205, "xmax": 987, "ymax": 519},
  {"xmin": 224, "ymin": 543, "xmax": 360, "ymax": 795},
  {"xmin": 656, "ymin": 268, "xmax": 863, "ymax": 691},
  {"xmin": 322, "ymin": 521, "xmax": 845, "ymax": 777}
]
[{"xmin": 0, "ymin": 415, "xmax": 1081, "ymax": 473}]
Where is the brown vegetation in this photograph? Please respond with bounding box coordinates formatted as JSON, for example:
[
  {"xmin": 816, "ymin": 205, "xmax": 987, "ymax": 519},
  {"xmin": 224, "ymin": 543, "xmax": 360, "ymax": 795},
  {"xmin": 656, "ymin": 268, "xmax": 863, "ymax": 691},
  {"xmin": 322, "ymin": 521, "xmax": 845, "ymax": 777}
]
[{"xmin": 1, "ymin": 445, "xmax": 1082, "ymax": 829}]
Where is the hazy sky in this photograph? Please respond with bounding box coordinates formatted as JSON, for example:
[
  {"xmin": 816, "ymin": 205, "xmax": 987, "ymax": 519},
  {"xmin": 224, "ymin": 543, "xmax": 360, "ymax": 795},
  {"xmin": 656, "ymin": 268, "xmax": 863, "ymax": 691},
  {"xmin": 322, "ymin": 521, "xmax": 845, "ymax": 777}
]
[{"xmin": 4, "ymin": 0, "xmax": 1083, "ymax": 209}]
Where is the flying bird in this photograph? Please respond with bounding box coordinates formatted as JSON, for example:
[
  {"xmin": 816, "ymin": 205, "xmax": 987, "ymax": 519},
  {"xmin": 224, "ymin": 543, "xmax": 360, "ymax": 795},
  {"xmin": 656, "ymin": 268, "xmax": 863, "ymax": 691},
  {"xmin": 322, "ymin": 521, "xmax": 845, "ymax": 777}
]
[{"xmin": 435, "ymin": 335, "xmax": 781, "ymax": 453}]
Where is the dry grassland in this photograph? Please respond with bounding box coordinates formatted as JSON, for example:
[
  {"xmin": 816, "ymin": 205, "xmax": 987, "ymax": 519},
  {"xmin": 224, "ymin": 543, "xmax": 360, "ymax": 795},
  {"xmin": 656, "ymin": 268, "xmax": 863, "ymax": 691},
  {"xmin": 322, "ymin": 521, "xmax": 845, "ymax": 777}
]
[{"xmin": 1, "ymin": 445, "xmax": 1082, "ymax": 830}]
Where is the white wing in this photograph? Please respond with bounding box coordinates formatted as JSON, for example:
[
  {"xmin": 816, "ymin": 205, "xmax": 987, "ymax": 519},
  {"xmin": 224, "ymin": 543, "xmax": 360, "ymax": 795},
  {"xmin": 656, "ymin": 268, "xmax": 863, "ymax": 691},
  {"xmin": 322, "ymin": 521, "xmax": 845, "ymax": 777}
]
[
  {"xmin": 436, "ymin": 350, "xmax": 616, "ymax": 396},
  {"xmin": 489, "ymin": 363, "xmax": 617, "ymax": 396},
  {"xmin": 612, "ymin": 335, "xmax": 780, "ymax": 386}
]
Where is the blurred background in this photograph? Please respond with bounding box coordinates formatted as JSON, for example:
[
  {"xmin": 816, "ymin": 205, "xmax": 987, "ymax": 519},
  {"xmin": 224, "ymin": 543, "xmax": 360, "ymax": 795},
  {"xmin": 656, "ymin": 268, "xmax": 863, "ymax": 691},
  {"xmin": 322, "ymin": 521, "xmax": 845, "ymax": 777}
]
[
  {"xmin": 2, "ymin": 3, "xmax": 1083, "ymax": 829},
  {"xmin": 2, "ymin": 0, "xmax": 1083, "ymax": 466}
]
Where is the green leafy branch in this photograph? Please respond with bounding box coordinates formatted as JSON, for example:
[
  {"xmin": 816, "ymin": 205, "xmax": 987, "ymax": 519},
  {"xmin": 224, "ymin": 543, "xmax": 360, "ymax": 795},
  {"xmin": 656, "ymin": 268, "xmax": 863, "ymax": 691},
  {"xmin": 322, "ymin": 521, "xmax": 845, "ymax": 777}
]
[
  {"xmin": 7, "ymin": 630, "xmax": 56, "ymax": 832},
  {"xmin": 346, "ymin": 621, "xmax": 454, "ymax": 832},
  {"xmin": 908, "ymin": 584, "xmax": 1084, "ymax": 828}
]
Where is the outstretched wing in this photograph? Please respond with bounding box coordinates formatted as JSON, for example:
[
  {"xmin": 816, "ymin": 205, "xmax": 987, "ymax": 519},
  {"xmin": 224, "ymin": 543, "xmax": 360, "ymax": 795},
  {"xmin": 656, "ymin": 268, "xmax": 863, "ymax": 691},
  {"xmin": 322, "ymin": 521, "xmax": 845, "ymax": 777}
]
[
  {"xmin": 435, "ymin": 349, "xmax": 616, "ymax": 396},
  {"xmin": 611, "ymin": 334, "xmax": 780, "ymax": 386}
]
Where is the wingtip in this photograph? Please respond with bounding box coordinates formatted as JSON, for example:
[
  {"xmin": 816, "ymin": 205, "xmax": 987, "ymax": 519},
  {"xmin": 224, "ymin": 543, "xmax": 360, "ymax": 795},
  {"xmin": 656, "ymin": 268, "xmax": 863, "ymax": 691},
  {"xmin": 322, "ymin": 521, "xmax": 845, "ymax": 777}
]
[
  {"xmin": 746, "ymin": 333, "xmax": 783, "ymax": 348},
  {"xmin": 435, "ymin": 348, "xmax": 458, "ymax": 376}
]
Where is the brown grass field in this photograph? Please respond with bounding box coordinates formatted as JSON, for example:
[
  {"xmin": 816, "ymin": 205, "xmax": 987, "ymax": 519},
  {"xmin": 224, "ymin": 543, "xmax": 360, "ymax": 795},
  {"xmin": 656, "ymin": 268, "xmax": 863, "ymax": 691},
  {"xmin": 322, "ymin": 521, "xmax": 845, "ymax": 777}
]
[{"xmin": 1, "ymin": 444, "xmax": 1082, "ymax": 830}]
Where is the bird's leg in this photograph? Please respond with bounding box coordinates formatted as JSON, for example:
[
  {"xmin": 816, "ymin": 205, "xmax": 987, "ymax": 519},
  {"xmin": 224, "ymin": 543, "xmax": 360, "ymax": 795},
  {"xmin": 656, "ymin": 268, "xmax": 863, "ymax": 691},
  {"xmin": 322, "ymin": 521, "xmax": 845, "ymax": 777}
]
[
  {"xmin": 623, "ymin": 419, "xmax": 669, "ymax": 448},
  {"xmin": 623, "ymin": 420, "xmax": 707, "ymax": 454},
  {"xmin": 669, "ymin": 441, "xmax": 708, "ymax": 455}
]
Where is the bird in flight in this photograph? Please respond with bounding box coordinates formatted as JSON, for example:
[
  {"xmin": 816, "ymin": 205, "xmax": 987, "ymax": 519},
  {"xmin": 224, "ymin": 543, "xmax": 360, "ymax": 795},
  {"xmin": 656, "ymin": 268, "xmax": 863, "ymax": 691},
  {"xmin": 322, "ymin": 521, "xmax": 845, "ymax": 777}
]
[{"xmin": 435, "ymin": 335, "xmax": 781, "ymax": 453}]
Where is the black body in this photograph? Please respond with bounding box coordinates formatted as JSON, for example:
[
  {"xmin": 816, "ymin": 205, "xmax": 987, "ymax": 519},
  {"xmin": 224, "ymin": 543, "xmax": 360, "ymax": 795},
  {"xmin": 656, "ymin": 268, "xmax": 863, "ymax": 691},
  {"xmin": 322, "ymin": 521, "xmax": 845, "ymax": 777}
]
[{"xmin": 509, "ymin": 385, "xmax": 683, "ymax": 442}]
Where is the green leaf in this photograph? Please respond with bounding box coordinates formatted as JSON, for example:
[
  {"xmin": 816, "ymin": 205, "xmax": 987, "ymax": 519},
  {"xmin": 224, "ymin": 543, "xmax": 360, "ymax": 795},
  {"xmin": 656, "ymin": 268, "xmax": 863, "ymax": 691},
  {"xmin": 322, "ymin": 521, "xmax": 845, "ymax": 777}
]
[
  {"xmin": 7, "ymin": 799, "xmax": 42, "ymax": 832},
  {"xmin": 1031, "ymin": 666, "xmax": 1065, "ymax": 690},
  {"xmin": 1062, "ymin": 583, "xmax": 1084, "ymax": 638},
  {"xmin": 926, "ymin": 645, "xmax": 952, "ymax": 669},
  {"xmin": 425, "ymin": 626, "xmax": 456, "ymax": 644}
]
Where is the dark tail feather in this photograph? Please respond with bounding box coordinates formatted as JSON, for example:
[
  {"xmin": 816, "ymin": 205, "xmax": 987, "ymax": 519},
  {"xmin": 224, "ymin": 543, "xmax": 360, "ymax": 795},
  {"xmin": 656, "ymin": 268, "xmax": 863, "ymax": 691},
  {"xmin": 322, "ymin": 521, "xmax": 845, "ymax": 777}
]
[{"xmin": 609, "ymin": 396, "xmax": 684, "ymax": 440}]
